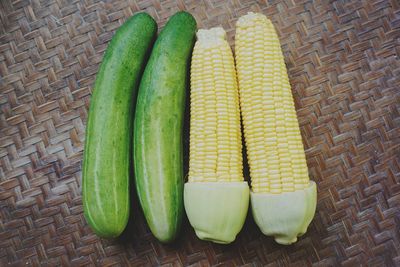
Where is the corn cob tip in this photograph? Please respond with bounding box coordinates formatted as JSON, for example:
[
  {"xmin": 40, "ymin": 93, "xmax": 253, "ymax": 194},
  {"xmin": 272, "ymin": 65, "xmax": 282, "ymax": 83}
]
[
  {"xmin": 184, "ymin": 182, "xmax": 250, "ymax": 244},
  {"xmin": 196, "ymin": 27, "xmax": 226, "ymax": 47},
  {"xmin": 250, "ymin": 181, "xmax": 317, "ymax": 245},
  {"xmin": 236, "ymin": 12, "xmax": 271, "ymax": 27}
]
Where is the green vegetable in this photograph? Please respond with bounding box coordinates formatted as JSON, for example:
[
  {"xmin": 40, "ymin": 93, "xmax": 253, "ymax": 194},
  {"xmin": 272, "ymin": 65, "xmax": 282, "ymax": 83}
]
[
  {"xmin": 133, "ymin": 11, "xmax": 197, "ymax": 243},
  {"xmin": 82, "ymin": 13, "xmax": 157, "ymax": 238}
]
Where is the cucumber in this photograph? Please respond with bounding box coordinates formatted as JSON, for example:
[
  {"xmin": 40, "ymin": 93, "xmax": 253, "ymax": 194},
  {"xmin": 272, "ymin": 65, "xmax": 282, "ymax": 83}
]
[
  {"xmin": 133, "ymin": 11, "xmax": 197, "ymax": 243},
  {"xmin": 82, "ymin": 13, "xmax": 157, "ymax": 238}
]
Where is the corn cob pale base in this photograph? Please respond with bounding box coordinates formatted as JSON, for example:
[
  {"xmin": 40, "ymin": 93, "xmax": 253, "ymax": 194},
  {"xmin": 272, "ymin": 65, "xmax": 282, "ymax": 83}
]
[
  {"xmin": 184, "ymin": 182, "xmax": 249, "ymax": 244},
  {"xmin": 184, "ymin": 27, "xmax": 249, "ymax": 244},
  {"xmin": 235, "ymin": 12, "xmax": 317, "ymax": 245},
  {"xmin": 251, "ymin": 181, "xmax": 316, "ymax": 244}
]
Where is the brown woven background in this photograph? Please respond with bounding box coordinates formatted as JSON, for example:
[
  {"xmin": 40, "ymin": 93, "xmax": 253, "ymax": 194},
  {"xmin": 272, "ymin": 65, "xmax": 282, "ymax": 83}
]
[{"xmin": 1, "ymin": 0, "xmax": 400, "ymax": 266}]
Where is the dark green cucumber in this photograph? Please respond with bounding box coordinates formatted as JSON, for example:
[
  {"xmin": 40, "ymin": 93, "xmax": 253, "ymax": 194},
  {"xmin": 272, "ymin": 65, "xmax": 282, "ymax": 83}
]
[
  {"xmin": 82, "ymin": 13, "xmax": 157, "ymax": 238},
  {"xmin": 133, "ymin": 11, "xmax": 197, "ymax": 243}
]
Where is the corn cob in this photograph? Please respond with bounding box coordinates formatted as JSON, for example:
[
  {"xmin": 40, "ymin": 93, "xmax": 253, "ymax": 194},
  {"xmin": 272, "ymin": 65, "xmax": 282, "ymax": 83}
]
[
  {"xmin": 235, "ymin": 12, "xmax": 317, "ymax": 245},
  {"xmin": 184, "ymin": 27, "xmax": 249, "ymax": 244},
  {"xmin": 189, "ymin": 28, "xmax": 243, "ymax": 183}
]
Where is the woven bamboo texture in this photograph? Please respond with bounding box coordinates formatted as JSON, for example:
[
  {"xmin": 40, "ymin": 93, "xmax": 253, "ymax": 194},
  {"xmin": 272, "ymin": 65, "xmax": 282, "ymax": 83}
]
[{"xmin": 1, "ymin": 0, "xmax": 400, "ymax": 266}]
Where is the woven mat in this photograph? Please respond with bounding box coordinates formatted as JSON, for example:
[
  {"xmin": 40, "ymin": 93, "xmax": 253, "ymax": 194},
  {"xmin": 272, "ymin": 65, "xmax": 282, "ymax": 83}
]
[{"xmin": 1, "ymin": 0, "xmax": 400, "ymax": 266}]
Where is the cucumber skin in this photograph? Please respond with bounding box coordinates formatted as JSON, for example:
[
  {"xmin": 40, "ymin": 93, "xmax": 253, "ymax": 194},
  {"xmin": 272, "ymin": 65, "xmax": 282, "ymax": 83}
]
[
  {"xmin": 133, "ymin": 12, "xmax": 197, "ymax": 243},
  {"xmin": 82, "ymin": 13, "xmax": 157, "ymax": 238}
]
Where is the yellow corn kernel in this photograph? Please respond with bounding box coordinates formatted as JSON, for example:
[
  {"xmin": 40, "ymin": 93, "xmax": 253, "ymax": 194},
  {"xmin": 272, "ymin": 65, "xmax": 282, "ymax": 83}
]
[
  {"xmin": 235, "ymin": 12, "xmax": 309, "ymax": 194},
  {"xmin": 189, "ymin": 27, "xmax": 243, "ymax": 183}
]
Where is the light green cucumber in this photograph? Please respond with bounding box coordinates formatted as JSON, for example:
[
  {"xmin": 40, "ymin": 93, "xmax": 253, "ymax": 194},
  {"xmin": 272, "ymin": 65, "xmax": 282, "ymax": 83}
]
[
  {"xmin": 82, "ymin": 13, "xmax": 157, "ymax": 238},
  {"xmin": 133, "ymin": 11, "xmax": 197, "ymax": 243}
]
